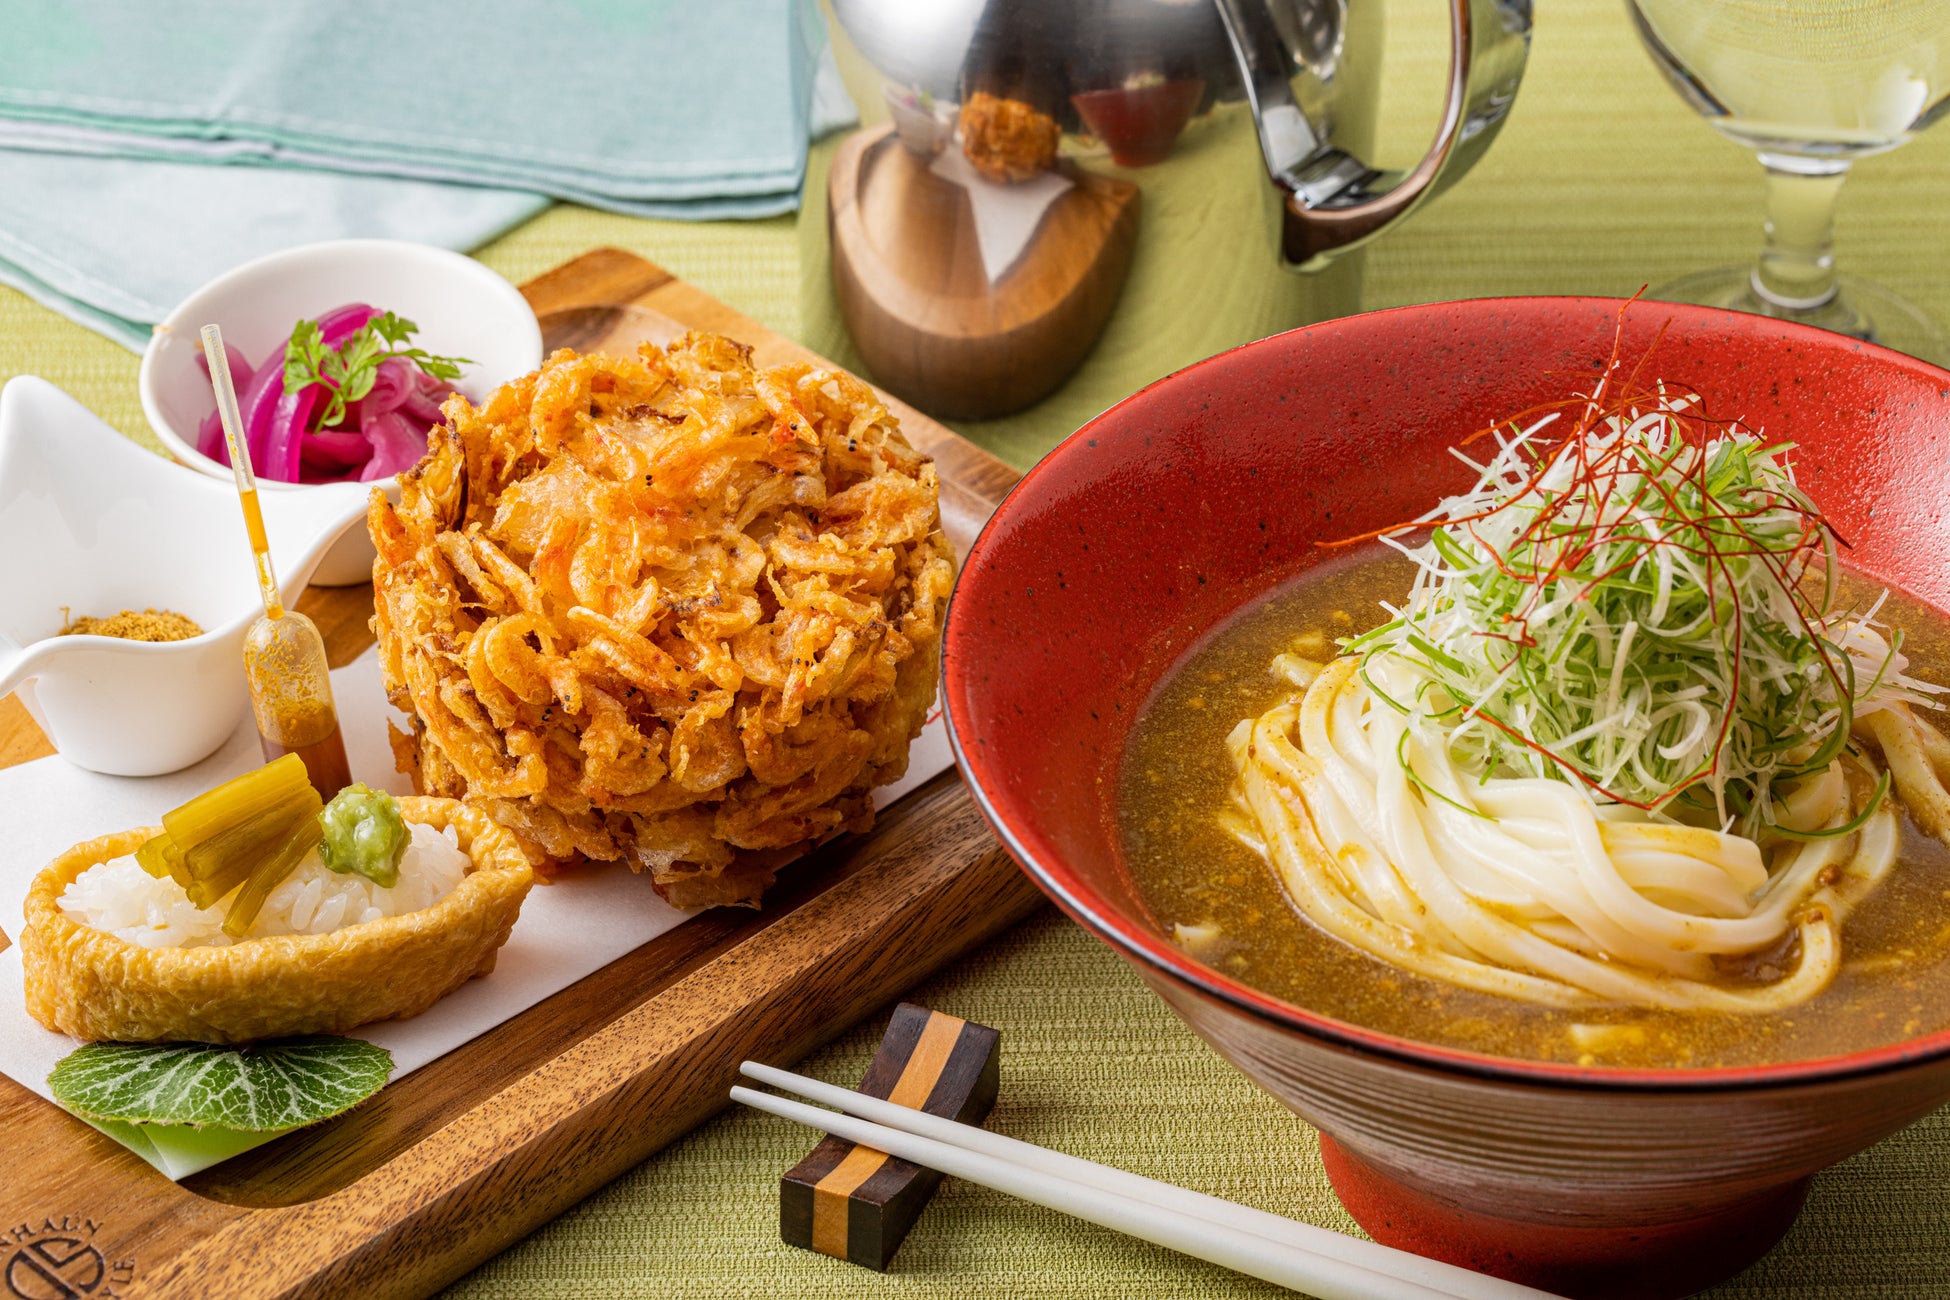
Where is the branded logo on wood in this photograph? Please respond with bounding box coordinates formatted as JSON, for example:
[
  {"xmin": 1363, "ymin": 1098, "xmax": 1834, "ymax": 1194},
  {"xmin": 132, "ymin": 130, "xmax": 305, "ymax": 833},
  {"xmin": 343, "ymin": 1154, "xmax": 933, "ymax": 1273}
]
[{"xmin": 3, "ymin": 1220, "xmax": 133, "ymax": 1300}]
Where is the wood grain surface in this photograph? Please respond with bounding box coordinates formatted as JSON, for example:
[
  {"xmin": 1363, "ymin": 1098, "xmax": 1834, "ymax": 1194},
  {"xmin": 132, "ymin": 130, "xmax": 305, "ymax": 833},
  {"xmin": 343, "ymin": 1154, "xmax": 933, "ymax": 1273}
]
[
  {"xmin": 830, "ymin": 125, "xmax": 1141, "ymax": 420},
  {"xmin": 0, "ymin": 249, "xmax": 1046, "ymax": 1298}
]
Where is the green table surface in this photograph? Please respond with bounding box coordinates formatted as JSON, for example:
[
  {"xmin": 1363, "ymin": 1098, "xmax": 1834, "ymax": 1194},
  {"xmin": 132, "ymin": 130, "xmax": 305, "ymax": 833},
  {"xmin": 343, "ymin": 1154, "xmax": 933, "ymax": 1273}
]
[{"xmin": 6, "ymin": 1, "xmax": 1950, "ymax": 1296}]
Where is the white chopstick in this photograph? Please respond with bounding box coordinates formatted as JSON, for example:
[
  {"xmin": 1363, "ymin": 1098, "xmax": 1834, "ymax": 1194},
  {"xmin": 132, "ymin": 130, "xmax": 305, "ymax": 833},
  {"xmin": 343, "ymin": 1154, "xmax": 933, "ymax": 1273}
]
[{"xmin": 734, "ymin": 1063, "xmax": 1562, "ymax": 1300}]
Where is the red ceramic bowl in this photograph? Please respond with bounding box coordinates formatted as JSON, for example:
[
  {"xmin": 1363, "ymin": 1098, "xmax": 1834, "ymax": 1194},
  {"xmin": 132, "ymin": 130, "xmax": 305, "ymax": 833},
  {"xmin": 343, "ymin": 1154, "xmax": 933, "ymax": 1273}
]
[{"xmin": 942, "ymin": 298, "xmax": 1950, "ymax": 1300}]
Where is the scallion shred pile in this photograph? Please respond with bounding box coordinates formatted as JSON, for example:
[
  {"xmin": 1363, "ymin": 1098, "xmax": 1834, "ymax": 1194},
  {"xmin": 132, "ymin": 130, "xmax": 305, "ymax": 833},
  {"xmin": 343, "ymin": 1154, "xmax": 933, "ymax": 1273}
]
[{"xmin": 1343, "ymin": 373, "xmax": 1939, "ymax": 832}]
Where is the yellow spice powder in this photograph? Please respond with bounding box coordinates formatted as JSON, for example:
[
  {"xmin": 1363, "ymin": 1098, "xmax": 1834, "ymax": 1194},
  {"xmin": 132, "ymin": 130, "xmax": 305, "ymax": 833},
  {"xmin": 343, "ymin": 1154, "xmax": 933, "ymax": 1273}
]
[{"xmin": 60, "ymin": 608, "xmax": 203, "ymax": 642}]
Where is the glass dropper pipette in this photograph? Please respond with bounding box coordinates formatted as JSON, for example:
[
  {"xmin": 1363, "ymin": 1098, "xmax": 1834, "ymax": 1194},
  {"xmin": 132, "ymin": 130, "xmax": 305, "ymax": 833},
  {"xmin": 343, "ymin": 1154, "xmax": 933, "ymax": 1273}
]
[{"xmin": 200, "ymin": 323, "xmax": 351, "ymax": 799}]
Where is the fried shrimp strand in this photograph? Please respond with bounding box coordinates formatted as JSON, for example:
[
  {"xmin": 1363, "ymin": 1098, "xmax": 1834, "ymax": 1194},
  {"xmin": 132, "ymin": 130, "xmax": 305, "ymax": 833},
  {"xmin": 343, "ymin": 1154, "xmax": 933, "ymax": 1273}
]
[{"xmin": 369, "ymin": 335, "xmax": 954, "ymax": 908}]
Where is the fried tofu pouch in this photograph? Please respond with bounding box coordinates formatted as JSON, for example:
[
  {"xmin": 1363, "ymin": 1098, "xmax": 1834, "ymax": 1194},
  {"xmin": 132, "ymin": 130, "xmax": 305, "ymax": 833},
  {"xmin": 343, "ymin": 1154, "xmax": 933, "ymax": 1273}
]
[
  {"xmin": 20, "ymin": 798, "xmax": 532, "ymax": 1044},
  {"xmin": 368, "ymin": 333, "xmax": 956, "ymax": 908}
]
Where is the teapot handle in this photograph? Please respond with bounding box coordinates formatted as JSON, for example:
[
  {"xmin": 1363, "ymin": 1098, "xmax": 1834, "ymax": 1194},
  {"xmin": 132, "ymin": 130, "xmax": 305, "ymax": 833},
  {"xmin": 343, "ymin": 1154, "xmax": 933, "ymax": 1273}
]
[{"xmin": 1217, "ymin": 0, "xmax": 1532, "ymax": 271}]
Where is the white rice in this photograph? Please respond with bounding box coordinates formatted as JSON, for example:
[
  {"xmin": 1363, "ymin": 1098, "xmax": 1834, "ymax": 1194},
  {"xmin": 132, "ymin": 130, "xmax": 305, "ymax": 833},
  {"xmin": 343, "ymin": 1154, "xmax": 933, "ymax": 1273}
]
[{"xmin": 59, "ymin": 821, "xmax": 471, "ymax": 949}]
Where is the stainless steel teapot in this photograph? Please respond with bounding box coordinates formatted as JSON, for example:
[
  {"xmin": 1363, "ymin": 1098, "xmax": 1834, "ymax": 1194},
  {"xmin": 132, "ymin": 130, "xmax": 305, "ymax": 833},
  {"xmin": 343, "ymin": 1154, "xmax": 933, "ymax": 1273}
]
[{"xmin": 804, "ymin": 0, "xmax": 1532, "ymax": 435}]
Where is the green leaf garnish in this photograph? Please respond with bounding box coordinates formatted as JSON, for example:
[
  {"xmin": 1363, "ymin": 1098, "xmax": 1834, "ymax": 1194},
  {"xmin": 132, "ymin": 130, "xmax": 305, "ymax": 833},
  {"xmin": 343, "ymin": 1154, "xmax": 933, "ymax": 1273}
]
[
  {"xmin": 49, "ymin": 1037, "xmax": 392, "ymax": 1131},
  {"xmin": 282, "ymin": 310, "xmax": 471, "ymax": 432}
]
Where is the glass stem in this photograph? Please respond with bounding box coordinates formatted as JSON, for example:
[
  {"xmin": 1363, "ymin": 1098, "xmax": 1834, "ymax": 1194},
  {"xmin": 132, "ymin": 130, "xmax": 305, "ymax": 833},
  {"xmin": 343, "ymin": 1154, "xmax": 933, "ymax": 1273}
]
[{"xmin": 1751, "ymin": 155, "xmax": 1848, "ymax": 312}]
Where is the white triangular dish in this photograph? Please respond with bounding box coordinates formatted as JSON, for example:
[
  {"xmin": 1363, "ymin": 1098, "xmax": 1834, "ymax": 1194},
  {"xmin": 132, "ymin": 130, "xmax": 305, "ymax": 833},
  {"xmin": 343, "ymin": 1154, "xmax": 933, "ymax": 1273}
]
[{"xmin": 0, "ymin": 376, "xmax": 367, "ymax": 775}]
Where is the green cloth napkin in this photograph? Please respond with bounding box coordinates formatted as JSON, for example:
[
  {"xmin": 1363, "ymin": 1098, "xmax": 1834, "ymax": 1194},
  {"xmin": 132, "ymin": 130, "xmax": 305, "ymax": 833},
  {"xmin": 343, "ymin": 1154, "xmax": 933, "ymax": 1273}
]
[
  {"xmin": 0, "ymin": 0, "xmax": 855, "ymax": 349},
  {"xmin": 0, "ymin": 0, "xmax": 850, "ymax": 219},
  {"xmin": 0, "ymin": 152, "xmax": 545, "ymax": 349}
]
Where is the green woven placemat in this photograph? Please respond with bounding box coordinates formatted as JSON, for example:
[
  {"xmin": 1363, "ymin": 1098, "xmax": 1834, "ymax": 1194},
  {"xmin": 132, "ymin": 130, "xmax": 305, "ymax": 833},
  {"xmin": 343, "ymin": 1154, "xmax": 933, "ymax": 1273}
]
[
  {"xmin": 449, "ymin": 910, "xmax": 1950, "ymax": 1300},
  {"xmin": 1, "ymin": 0, "xmax": 1947, "ymax": 1294}
]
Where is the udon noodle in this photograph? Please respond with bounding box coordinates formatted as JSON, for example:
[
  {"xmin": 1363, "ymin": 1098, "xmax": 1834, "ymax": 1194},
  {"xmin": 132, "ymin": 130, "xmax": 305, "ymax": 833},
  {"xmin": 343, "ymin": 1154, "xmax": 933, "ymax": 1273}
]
[
  {"xmin": 1221, "ymin": 376, "xmax": 1950, "ymax": 1014},
  {"xmin": 1229, "ymin": 657, "xmax": 1950, "ymax": 1010}
]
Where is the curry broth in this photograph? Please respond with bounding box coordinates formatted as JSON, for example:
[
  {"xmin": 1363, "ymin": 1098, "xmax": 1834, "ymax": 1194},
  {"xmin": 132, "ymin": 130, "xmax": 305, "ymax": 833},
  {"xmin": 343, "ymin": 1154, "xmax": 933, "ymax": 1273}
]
[{"xmin": 1118, "ymin": 548, "xmax": 1950, "ymax": 1069}]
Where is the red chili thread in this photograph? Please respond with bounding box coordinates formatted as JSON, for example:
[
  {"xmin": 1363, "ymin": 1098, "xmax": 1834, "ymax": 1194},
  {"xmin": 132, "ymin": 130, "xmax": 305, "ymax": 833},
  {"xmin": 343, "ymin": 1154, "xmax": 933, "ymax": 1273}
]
[{"xmin": 1321, "ymin": 297, "xmax": 1854, "ymax": 810}]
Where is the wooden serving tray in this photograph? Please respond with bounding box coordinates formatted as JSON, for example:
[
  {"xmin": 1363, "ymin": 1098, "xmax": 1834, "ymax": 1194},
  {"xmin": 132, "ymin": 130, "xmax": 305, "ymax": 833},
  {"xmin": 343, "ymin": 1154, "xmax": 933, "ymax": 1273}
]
[{"xmin": 0, "ymin": 249, "xmax": 1043, "ymax": 1298}]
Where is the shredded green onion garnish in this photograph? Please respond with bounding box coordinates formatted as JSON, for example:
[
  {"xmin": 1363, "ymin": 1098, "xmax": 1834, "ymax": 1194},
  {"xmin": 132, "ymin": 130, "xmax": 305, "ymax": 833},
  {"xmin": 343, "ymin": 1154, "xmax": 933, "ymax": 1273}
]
[{"xmin": 1345, "ymin": 376, "xmax": 1940, "ymax": 833}]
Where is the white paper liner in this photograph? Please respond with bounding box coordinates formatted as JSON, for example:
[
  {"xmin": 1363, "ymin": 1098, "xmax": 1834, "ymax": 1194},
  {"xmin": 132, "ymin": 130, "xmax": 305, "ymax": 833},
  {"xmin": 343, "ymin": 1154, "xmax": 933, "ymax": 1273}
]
[
  {"xmin": 929, "ymin": 146, "xmax": 1074, "ymax": 283},
  {"xmin": 0, "ymin": 650, "xmax": 954, "ymax": 1179}
]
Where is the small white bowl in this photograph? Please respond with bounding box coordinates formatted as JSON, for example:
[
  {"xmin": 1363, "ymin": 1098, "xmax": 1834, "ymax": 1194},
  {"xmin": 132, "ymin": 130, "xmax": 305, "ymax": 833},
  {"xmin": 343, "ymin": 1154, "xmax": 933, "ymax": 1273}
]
[
  {"xmin": 884, "ymin": 86, "xmax": 955, "ymax": 156},
  {"xmin": 0, "ymin": 377, "xmax": 368, "ymax": 776},
  {"xmin": 139, "ymin": 239, "xmax": 542, "ymax": 586}
]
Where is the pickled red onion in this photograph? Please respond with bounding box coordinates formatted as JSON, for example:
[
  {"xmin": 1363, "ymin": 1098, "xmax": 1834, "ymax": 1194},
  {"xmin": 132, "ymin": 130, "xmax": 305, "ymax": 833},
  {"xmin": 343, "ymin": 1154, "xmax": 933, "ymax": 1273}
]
[{"xmin": 190, "ymin": 302, "xmax": 456, "ymax": 485}]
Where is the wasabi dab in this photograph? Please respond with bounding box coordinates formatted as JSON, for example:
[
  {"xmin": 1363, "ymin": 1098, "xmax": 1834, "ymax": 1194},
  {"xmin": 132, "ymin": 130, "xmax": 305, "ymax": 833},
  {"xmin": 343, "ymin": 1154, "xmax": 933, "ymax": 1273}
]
[{"xmin": 318, "ymin": 784, "xmax": 409, "ymax": 888}]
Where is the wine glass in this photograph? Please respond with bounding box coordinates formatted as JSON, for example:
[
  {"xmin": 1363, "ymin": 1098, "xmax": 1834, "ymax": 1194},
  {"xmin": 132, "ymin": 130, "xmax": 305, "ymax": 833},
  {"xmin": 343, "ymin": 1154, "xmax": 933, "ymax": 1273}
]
[{"xmin": 1627, "ymin": 0, "xmax": 1950, "ymax": 363}]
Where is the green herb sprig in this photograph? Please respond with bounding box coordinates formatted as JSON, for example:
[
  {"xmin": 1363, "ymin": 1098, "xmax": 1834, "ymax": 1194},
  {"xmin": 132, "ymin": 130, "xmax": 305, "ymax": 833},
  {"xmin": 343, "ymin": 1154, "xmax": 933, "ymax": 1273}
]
[{"xmin": 283, "ymin": 311, "xmax": 471, "ymax": 432}]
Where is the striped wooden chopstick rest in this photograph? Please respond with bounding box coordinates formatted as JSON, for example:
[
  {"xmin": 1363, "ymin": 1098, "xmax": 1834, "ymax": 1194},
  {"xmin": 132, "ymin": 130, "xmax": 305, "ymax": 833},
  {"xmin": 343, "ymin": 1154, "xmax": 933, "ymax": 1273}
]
[{"xmin": 780, "ymin": 1003, "xmax": 1001, "ymax": 1270}]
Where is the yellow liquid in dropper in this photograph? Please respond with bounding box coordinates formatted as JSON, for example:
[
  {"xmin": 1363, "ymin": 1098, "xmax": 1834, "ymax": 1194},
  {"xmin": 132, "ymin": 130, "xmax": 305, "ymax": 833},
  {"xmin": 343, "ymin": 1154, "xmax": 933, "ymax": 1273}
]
[
  {"xmin": 202, "ymin": 324, "xmax": 346, "ymax": 798},
  {"xmin": 237, "ymin": 487, "xmax": 284, "ymax": 619}
]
